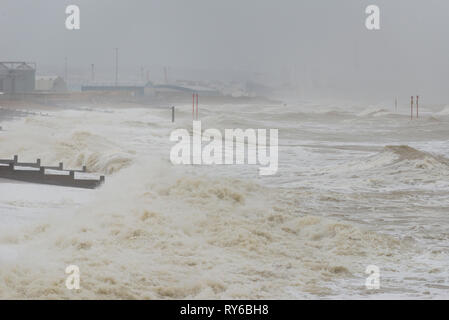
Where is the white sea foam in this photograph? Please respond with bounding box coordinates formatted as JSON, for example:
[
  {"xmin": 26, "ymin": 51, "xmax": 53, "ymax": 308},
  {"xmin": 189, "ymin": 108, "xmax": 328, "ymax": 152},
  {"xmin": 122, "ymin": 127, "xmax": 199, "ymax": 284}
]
[{"xmin": 0, "ymin": 102, "xmax": 448, "ymax": 299}]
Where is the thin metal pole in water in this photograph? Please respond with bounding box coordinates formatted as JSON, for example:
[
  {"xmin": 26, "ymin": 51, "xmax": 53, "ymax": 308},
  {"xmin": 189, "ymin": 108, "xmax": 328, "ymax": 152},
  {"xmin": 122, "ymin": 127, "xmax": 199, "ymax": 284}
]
[
  {"xmin": 172, "ymin": 106, "xmax": 175, "ymax": 123},
  {"xmin": 416, "ymin": 95, "xmax": 419, "ymax": 118},
  {"xmin": 411, "ymin": 96, "xmax": 414, "ymax": 120},
  {"xmin": 114, "ymin": 48, "xmax": 119, "ymax": 86}
]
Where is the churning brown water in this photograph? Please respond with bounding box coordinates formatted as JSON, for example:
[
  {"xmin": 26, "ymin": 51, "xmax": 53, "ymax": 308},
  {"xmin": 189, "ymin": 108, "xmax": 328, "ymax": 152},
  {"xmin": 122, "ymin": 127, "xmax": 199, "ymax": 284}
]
[{"xmin": 0, "ymin": 101, "xmax": 448, "ymax": 299}]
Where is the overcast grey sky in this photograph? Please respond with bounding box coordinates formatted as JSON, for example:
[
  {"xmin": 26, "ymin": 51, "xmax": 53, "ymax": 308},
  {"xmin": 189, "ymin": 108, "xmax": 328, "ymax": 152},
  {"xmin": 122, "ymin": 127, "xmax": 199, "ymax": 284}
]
[{"xmin": 1, "ymin": 0, "xmax": 448, "ymax": 101}]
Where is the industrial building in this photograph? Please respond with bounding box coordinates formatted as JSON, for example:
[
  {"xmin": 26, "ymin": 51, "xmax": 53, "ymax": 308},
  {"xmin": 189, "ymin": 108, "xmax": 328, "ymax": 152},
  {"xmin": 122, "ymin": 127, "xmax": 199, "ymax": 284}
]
[{"xmin": 0, "ymin": 62, "xmax": 36, "ymax": 94}]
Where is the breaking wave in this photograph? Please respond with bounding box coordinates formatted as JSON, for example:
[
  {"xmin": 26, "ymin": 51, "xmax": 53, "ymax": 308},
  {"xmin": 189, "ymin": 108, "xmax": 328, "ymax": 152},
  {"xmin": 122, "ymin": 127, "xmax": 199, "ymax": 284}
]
[
  {"xmin": 383, "ymin": 145, "xmax": 449, "ymax": 165},
  {"xmin": 0, "ymin": 158, "xmax": 409, "ymax": 299},
  {"xmin": 327, "ymin": 145, "xmax": 449, "ymax": 174},
  {"xmin": 369, "ymin": 145, "xmax": 449, "ymax": 172},
  {"xmin": 1, "ymin": 103, "xmax": 446, "ymax": 299},
  {"xmin": 436, "ymin": 105, "xmax": 449, "ymax": 115},
  {"xmin": 0, "ymin": 115, "xmax": 136, "ymax": 174},
  {"xmin": 356, "ymin": 107, "xmax": 397, "ymax": 118}
]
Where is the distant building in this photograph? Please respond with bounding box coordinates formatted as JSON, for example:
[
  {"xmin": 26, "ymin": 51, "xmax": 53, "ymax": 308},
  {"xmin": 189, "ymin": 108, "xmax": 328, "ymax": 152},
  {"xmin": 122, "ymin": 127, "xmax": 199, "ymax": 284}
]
[
  {"xmin": 144, "ymin": 82, "xmax": 221, "ymax": 97},
  {"xmin": 0, "ymin": 62, "xmax": 36, "ymax": 94},
  {"xmin": 81, "ymin": 85, "xmax": 144, "ymax": 96},
  {"xmin": 35, "ymin": 76, "xmax": 67, "ymax": 92}
]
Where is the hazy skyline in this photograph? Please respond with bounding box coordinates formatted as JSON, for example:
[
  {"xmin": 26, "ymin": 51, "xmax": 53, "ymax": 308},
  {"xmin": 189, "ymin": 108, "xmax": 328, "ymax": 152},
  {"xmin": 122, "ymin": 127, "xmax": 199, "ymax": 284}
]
[{"xmin": 1, "ymin": 0, "xmax": 448, "ymax": 101}]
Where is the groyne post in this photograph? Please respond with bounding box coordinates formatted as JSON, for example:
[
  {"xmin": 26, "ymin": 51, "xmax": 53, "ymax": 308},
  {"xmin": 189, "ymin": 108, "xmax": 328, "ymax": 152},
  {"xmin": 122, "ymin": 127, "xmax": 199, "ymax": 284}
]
[{"xmin": 411, "ymin": 96, "xmax": 414, "ymax": 120}]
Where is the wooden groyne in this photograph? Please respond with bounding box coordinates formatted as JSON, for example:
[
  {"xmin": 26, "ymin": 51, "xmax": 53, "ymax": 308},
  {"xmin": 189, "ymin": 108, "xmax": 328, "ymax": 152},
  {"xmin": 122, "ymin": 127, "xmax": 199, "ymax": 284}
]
[{"xmin": 0, "ymin": 155, "xmax": 104, "ymax": 189}]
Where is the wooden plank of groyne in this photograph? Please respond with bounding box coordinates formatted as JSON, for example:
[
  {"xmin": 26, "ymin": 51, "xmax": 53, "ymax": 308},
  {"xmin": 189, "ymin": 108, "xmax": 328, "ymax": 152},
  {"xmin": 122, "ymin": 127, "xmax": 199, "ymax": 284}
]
[
  {"xmin": 0, "ymin": 163, "xmax": 104, "ymax": 189},
  {"xmin": 0, "ymin": 156, "xmax": 87, "ymax": 173}
]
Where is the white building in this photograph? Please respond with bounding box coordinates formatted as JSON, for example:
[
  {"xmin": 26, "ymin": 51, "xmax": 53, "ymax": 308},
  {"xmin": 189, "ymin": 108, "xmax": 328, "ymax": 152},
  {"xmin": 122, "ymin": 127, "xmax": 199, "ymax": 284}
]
[{"xmin": 35, "ymin": 76, "xmax": 67, "ymax": 92}]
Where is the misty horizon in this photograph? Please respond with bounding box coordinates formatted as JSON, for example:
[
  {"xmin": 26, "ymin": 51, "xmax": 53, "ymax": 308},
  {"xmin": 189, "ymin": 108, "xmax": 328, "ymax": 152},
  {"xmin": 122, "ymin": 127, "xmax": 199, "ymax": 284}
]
[{"xmin": 1, "ymin": 0, "xmax": 449, "ymax": 102}]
